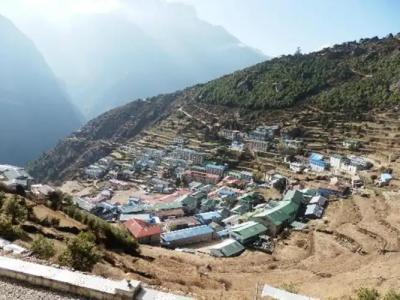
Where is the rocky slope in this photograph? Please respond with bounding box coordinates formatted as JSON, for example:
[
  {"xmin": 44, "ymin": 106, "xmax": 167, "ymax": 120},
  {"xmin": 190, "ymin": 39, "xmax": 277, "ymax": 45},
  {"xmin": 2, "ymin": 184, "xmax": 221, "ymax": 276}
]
[
  {"xmin": 29, "ymin": 34, "xmax": 400, "ymax": 182},
  {"xmin": 29, "ymin": 92, "xmax": 184, "ymax": 183},
  {"xmin": 0, "ymin": 15, "xmax": 82, "ymax": 165}
]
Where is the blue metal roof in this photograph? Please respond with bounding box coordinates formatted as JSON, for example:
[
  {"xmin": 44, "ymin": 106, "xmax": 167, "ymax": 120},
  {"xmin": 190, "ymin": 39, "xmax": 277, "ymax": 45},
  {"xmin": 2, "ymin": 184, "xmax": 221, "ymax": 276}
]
[
  {"xmin": 310, "ymin": 159, "xmax": 326, "ymax": 167},
  {"xmin": 309, "ymin": 153, "xmax": 324, "ymax": 161},
  {"xmin": 161, "ymin": 225, "xmax": 213, "ymax": 242}
]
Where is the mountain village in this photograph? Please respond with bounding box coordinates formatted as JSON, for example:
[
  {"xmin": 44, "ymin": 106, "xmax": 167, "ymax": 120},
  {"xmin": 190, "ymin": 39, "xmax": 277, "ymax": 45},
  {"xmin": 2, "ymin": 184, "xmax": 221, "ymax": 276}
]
[
  {"xmin": 1, "ymin": 100, "xmax": 399, "ymax": 299},
  {"xmin": 0, "ymin": 31, "xmax": 400, "ymax": 299},
  {"xmin": 3, "ymin": 113, "xmax": 392, "ymax": 253}
]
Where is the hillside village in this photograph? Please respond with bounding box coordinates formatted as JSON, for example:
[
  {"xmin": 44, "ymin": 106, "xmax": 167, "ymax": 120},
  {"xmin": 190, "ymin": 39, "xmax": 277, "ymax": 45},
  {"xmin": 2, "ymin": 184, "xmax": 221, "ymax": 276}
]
[
  {"xmin": 1, "ymin": 34, "xmax": 400, "ymax": 299},
  {"xmin": 55, "ymin": 115, "xmax": 393, "ymax": 256},
  {"xmin": 3, "ymin": 108, "xmax": 393, "ymax": 244},
  {"xmin": 2, "ymin": 103, "xmax": 400, "ymax": 298}
]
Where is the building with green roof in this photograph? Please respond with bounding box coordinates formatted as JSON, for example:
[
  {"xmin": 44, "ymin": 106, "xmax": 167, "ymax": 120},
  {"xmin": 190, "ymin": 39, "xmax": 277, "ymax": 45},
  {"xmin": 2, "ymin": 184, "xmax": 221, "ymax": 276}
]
[
  {"xmin": 153, "ymin": 202, "xmax": 183, "ymax": 211},
  {"xmin": 251, "ymin": 190, "xmax": 303, "ymax": 236},
  {"xmin": 282, "ymin": 190, "xmax": 304, "ymax": 205},
  {"xmin": 230, "ymin": 221, "xmax": 267, "ymax": 244},
  {"xmin": 209, "ymin": 238, "xmax": 245, "ymax": 257}
]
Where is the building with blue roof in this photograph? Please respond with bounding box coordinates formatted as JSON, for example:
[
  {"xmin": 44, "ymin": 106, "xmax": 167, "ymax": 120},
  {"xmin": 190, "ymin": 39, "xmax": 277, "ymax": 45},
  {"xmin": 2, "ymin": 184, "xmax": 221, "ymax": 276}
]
[
  {"xmin": 309, "ymin": 153, "xmax": 328, "ymax": 172},
  {"xmin": 161, "ymin": 225, "xmax": 215, "ymax": 248},
  {"xmin": 195, "ymin": 211, "xmax": 222, "ymax": 225}
]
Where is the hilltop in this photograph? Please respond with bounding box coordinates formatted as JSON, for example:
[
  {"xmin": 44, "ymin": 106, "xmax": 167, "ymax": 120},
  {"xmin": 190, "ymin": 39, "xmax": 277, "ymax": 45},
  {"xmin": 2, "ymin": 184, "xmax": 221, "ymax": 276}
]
[{"xmin": 28, "ymin": 33, "xmax": 400, "ymax": 183}]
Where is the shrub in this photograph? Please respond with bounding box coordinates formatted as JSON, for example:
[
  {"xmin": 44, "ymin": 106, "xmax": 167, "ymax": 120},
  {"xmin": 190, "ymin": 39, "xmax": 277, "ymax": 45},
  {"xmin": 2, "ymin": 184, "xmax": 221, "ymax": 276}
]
[
  {"xmin": 357, "ymin": 288, "xmax": 380, "ymax": 300},
  {"xmin": 0, "ymin": 192, "xmax": 6, "ymax": 206},
  {"xmin": 31, "ymin": 235, "xmax": 56, "ymax": 259},
  {"xmin": 2, "ymin": 196, "xmax": 28, "ymax": 225},
  {"xmin": 384, "ymin": 290, "xmax": 400, "ymax": 300},
  {"xmin": 58, "ymin": 232, "xmax": 100, "ymax": 272},
  {"xmin": 281, "ymin": 282, "xmax": 298, "ymax": 293},
  {"xmin": 47, "ymin": 191, "xmax": 64, "ymax": 210},
  {"xmin": 64, "ymin": 205, "xmax": 139, "ymax": 255},
  {"xmin": 0, "ymin": 215, "xmax": 23, "ymax": 241}
]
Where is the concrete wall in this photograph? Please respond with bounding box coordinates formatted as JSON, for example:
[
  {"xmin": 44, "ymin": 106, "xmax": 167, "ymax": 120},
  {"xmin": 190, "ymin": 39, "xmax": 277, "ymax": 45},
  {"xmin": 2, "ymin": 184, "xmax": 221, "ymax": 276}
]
[{"xmin": 0, "ymin": 264, "xmax": 137, "ymax": 300}]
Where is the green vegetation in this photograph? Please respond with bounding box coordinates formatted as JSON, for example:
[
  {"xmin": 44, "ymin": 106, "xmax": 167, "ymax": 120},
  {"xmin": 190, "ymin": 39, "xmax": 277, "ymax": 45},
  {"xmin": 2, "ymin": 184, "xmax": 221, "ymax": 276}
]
[
  {"xmin": 62, "ymin": 204, "xmax": 139, "ymax": 255},
  {"xmin": 196, "ymin": 37, "xmax": 400, "ymax": 116},
  {"xmin": 47, "ymin": 190, "xmax": 67, "ymax": 210},
  {"xmin": 280, "ymin": 282, "xmax": 298, "ymax": 293},
  {"xmin": 383, "ymin": 290, "xmax": 400, "ymax": 300},
  {"xmin": 357, "ymin": 288, "xmax": 380, "ymax": 300},
  {"xmin": 58, "ymin": 232, "xmax": 100, "ymax": 272},
  {"xmin": 3, "ymin": 196, "xmax": 28, "ymax": 225},
  {"xmin": 39, "ymin": 190, "xmax": 138, "ymax": 255},
  {"xmin": 355, "ymin": 288, "xmax": 400, "ymax": 300},
  {"xmin": 31, "ymin": 235, "xmax": 56, "ymax": 259},
  {"xmin": 0, "ymin": 195, "xmax": 28, "ymax": 240}
]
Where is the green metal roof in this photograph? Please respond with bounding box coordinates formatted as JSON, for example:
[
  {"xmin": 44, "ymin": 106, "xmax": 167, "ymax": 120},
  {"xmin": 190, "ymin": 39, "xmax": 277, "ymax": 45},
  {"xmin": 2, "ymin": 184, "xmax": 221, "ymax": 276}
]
[
  {"xmin": 253, "ymin": 194, "xmax": 301, "ymax": 226},
  {"xmin": 260, "ymin": 209, "xmax": 288, "ymax": 226},
  {"xmin": 282, "ymin": 190, "xmax": 304, "ymax": 205},
  {"xmin": 210, "ymin": 239, "xmax": 245, "ymax": 257},
  {"xmin": 232, "ymin": 221, "xmax": 267, "ymax": 240},
  {"xmin": 154, "ymin": 202, "xmax": 183, "ymax": 211}
]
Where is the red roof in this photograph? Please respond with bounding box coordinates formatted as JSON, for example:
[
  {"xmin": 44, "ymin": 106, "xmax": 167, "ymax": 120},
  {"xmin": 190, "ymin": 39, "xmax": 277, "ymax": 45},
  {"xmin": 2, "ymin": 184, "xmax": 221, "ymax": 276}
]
[{"xmin": 124, "ymin": 219, "xmax": 161, "ymax": 239}]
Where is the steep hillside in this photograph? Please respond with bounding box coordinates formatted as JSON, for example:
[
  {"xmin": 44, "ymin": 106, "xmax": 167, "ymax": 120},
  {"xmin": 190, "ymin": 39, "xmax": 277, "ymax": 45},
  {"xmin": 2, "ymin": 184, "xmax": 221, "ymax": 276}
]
[
  {"xmin": 0, "ymin": 15, "xmax": 82, "ymax": 165},
  {"xmin": 29, "ymin": 34, "xmax": 400, "ymax": 182},
  {"xmin": 29, "ymin": 92, "xmax": 183, "ymax": 182}
]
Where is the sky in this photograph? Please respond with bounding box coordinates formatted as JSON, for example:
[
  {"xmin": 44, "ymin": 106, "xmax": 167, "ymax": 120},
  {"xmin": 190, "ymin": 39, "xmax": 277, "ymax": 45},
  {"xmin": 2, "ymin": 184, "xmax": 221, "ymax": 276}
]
[
  {"xmin": 1, "ymin": 0, "xmax": 399, "ymax": 57},
  {"xmin": 167, "ymin": 0, "xmax": 400, "ymax": 56}
]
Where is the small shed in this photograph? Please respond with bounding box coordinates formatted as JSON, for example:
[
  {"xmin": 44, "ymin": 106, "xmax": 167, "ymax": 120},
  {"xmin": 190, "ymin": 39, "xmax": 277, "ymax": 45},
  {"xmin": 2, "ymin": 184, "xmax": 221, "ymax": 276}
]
[
  {"xmin": 305, "ymin": 204, "xmax": 324, "ymax": 219},
  {"xmin": 209, "ymin": 239, "xmax": 245, "ymax": 257},
  {"xmin": 308, "ymin": 195, "xmax": 327, "ymax": 207}
]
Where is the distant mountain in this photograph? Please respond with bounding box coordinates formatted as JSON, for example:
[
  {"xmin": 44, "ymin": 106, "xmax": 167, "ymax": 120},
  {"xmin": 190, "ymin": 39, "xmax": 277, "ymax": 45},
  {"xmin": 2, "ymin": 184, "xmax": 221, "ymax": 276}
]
[
  {"xmin": 27, "ymin": 3, "xmax": 266, "ymax": 117},
  {"xmin": 0, "ymin": 15, "xmax": 82, "ymax": 166},
  {"xmin": 28, "ymin": 34, "xmax": 400, "ymax": 182}
]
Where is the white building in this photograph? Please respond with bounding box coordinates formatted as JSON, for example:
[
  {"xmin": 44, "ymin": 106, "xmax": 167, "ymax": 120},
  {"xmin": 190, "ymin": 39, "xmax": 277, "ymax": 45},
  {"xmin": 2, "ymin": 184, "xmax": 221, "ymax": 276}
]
[{"xmin": 289, "ymin": 162, "xmax": 305, "ymax": 173}]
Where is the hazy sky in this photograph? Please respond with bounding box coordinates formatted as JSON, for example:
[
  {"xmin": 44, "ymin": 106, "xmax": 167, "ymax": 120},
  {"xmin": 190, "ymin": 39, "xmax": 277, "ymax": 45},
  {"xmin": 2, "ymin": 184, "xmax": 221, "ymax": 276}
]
[
  {"xmin": 168, "ymin": 0, "xmax": 400, "ymax": 56},
  {"xmin": 1, "ymin": 0, "xmax": 400, "ymax": 56}
]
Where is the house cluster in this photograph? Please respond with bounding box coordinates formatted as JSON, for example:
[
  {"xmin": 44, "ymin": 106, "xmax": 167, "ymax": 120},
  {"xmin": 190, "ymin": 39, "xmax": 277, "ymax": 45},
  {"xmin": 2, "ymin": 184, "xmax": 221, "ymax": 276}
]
[
  {"xmin": 76, "ymin": 154, "xmax": 340, "ymax": 258},
  {"xmin": 84, "ymin": 156, "xmax": 115, "ymax": 179},
  {"xmin": 71, "ymin": 126, "xmax": 393, "ymax": 260},
  {"xmin": 0, "ymin": 165, "xmax": 56, "ymax": 200},
  {"xmin": 287, "ymin": 152, "xmax": 373, "ymax": 176},
  {"xmin": 118, "ymin": 186, "xmax": 333, "ymax": 257},
  {"xmin": 0, "ymin": 164, "xmax": 33, "ymax": 191},
  {"xmin": 219, "ymin": 124, "xmax": 304, "ymax": 154}
]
